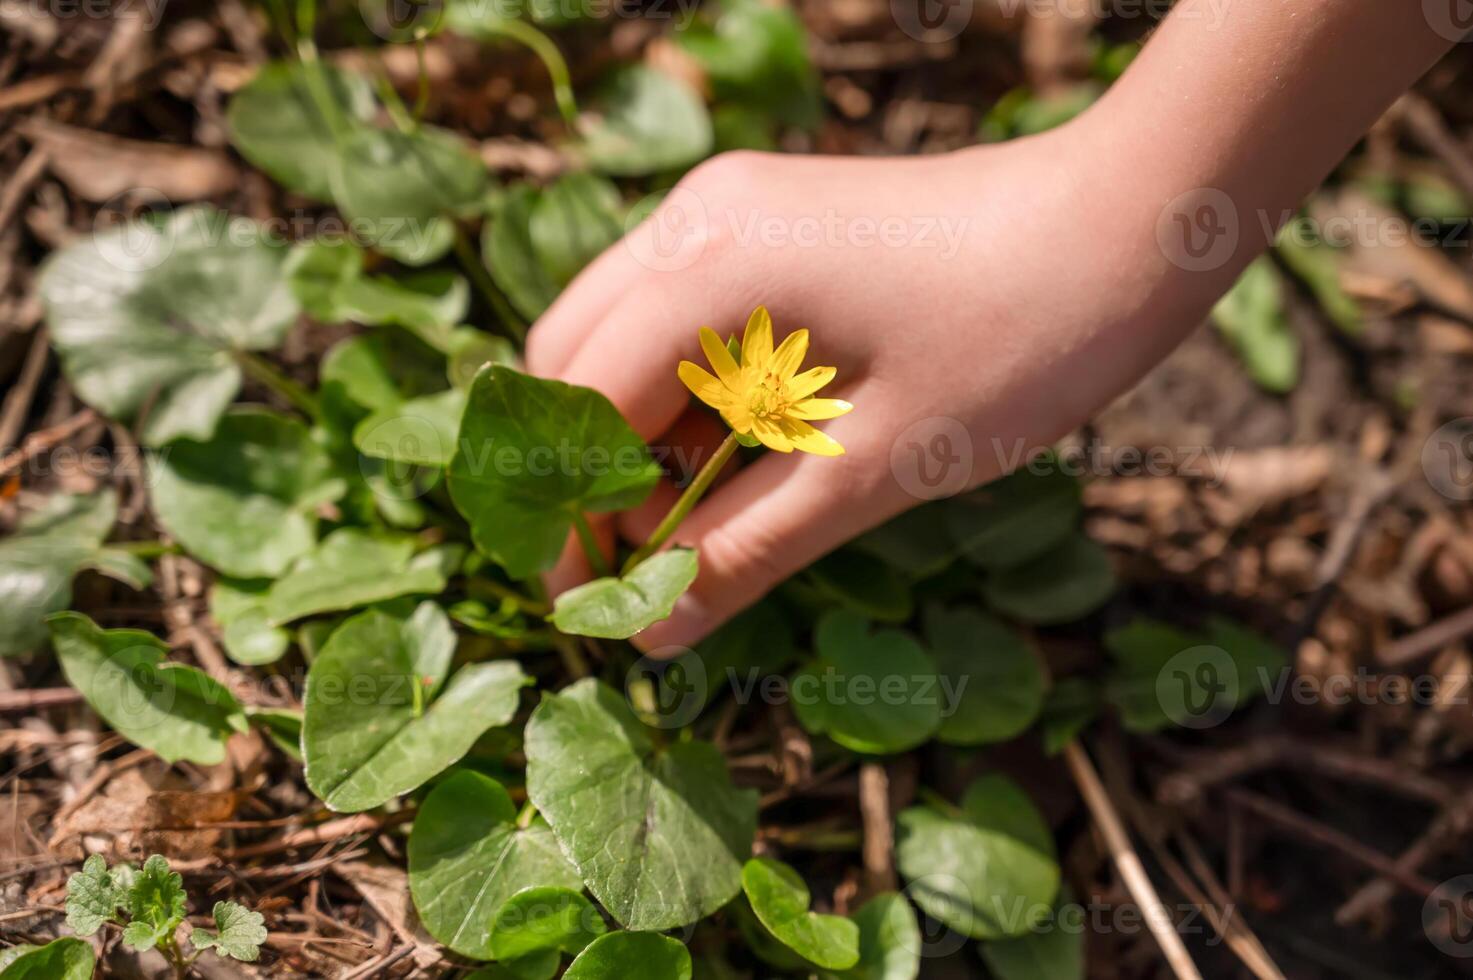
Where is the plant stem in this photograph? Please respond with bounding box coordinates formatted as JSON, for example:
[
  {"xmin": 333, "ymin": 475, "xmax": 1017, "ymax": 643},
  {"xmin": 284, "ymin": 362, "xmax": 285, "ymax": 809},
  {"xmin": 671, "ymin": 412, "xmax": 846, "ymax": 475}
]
[
  {"xmin": 553, "ymin": 634, "xmax": 591, "ymax": 679},
  {"xmin": 623, "ymin": 433, "xmax": 738, "ymax": 574},
  {"xmin": 477, "ymin": 19, "xmax": 579, "ymax": 128},
  {"xmin": 452, "ymin": 224, "xmax": 527, "ymax": 343},
  {"xmin": 111, "ymin": 539, "xmax": 181, "ymax": 558},
  {"xmin": 917, "ymin": 786, "xmax": 963, "ymax": 819},
  {"xmin": 572, "ymin": 511, "xmax": 610, "ymax": 577},
  {"xmin": 516, "ymin": 799, "xmax": 538, "ymax": 829},
  {"xmin": 235, "ymin": 352, "xmax": 320, "ymax": 420},
  {"xmin": 468, "ymin": 577, "xmax": 550, "ymax": 617},
  {"xmin": 413, "ymin": 30, "xmax": 431, "ymax": 122}
]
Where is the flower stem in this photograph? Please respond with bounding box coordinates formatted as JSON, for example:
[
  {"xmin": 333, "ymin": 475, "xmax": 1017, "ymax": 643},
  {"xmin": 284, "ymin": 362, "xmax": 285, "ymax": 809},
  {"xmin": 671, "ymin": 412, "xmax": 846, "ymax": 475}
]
[
  {"xmin": 572, "ymin": 511, "xmax": 610, "ymax": 577},
  {"xmin": 623, "ymin": 433, "xmax": 739, "ymax": 574},
  {"xmin": 236, "ymin": 352, "xmax": 319, "ymax": 421},
  {"xmin": 452, "ymin": 224, "xmax": 526, "ymax": 343},
  {"xmin": 476, "ymin": 19, "xmax": 579, "ymax": 128}
]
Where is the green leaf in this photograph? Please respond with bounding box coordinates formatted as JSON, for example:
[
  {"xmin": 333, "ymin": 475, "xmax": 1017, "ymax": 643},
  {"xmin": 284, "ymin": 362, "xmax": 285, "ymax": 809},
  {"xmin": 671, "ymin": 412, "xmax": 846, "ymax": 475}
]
[
  {"xmin": 852, "ymin": 504, "xmax": 957, "ymax": 579},
  {"xmin": 448, "ymin": 366, "xmax": 662, "ymax": 578},
  {"xmin": 265, "ymin": 529, "xmax": 453, "ymax": 624},
  {"xmin": 0, "ymin": 490, "xmax": 118, "ymax": 656},
  {"xmin": 150, "ymin": 408, "xmax": 345, "ymax": 578},
  {"xmin": 50, "ymin": 613, "xmax": 245, "ymax": 765},
  {"xmin": 211, "ymin": 578, "xmax": 290, "ymax": 666},
  {"xmin": 448, "ymin": 327, "xmax": 518, "ymax": 389},
  {"xmin": 226, "ymin": 60, "xmax": 376, "ymax": 201},
  {"xmin": 563, "ymin": 932, "xmax": 692, "ymax": 980},
  {"xmin": 190, "ymin": 901, "xmax": 267, "ymax": 961},
  {"xmin": 531, "ymin": 173, "xmax": 625, "ymax": 288},
  {"xmin": 334, "ymin": 270, "xmax": 471, "ymax": 346},
  {"xmin": 65, "ymin": 853, "xmax": 127, "ymax": 936},
  {"xmin": 983, "ymin": 532, "xmax": 1115, "ymax": 625},
  {"xmin": 284, "ymin": 237, "xmax": 365, "ymax": 321},
  {"xmin": 1212, "ymin": 256, "xmax": 1299, "ymax": 393},
  {"xmin": 820, "ymin": 893, "xmax": 920, "ymax": 980},
  {"xmin": 790, "ymin": 611, "xmax": 941, "ymax": 755},
  {"xmin": 39, "ymin": 206, "xmax": 300, "ymax": 445},
  {"xmin": 303, "ymin": 605, "xmax": 529, "ymax": 811},
  {"xmin": 0, "ymin": 938, "xmax": 94, "ymax": 980},
  {"xmin": 83, "ymin": 547, "xmax": 153, "ymax": 591},
  {"xmin": 741, "ymin": 858, "xmax": 859, "ymax": 970},
  {"xmin": 489, "ymin": 887, "xmax": 607, "ymax": 963},
  {"xmin": 946, "ymin": 465, "xmax": 1081, "ymax": 571},
  {"xmin": 354, "ymin": 388, "xmax": 467, "ymax": 466},
  {"xmin": 246, "ymin": 706, "xmax": 303, "ymax": 760},
  {"xmin": 979, "ymin": 897, "xmax": 1083, "ymax": 980},
  {"xmin": 485, "ymin": 185, "xmax": 562, "ymax": 321},
  {"xmin": 578, "ymin": 67, "xmax": 713, "ymax": 176},
  {"xmin": 895, "ymin": 775, "xmax": 1059, "ymax": 940},
  {"xmin": 676, "ymin": 0, "xmax": 821, "ymax": 129},
  {"xmin": 550, "ymin": 549, "xmax": 699, "ymax": 639},
  {"xmin": 1274, "ymin": 227, "xmax": 1361, "ymax": 337},
  {"xmin": 923, "ymin": 606, "xmax": 1044, "ymax": 746},
  {"xmin": 331, "ymin": 125, "xmax": 489, "ymax": 266},
  {"xmin": 408, "ymin": 771, "xmax": 584, "ymax": 960},
  {"xmin": 803, "ymin": 549, "xmax": 913, "ymax": 623},
  {"xmin": 1039, "ymin": 678, "xmax": 1099, "ymax": 755},
  {"xmin": 122, "ymin": 855, "xmax": 187, "ymax": 952},
  {"xmin": 525, "ymin": 678, "xmax": 757, "ymax": 930}
]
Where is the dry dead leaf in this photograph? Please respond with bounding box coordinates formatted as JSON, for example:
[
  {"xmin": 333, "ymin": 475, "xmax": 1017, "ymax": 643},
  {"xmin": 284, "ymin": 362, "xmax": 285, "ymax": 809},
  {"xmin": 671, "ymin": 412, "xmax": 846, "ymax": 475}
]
[{"xmin": 21, "ymin": 119, "xmax": 238, "ymax": 202}]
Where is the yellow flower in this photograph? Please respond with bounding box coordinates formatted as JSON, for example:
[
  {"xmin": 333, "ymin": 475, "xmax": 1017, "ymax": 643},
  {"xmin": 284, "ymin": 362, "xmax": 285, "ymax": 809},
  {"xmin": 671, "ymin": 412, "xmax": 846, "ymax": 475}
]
[{"xmin": 678, "ymin": 306, "xmax": 852, "ymax": 456}]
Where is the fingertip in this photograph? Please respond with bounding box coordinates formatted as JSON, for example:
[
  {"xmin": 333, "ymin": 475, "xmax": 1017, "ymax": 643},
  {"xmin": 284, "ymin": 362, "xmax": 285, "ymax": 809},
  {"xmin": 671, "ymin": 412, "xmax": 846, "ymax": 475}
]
[{"xmin": 632, "ymin": 591, "xmax": 716, "ymax": 653}]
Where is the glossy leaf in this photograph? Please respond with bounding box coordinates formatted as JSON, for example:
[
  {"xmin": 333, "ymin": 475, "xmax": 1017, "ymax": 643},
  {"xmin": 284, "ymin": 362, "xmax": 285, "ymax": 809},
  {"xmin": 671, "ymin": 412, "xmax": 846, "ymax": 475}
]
[
  {"xmin": 150, "ymin": 408, "xmax": 345, "ymax": 578},
  {"xmin": 265, "ymin": 529, "xmax": 454, "ymax": 625},
  {"xmin": 303, "ymin": 605, "xmax": 529, "ymax": 811},
  {"xmin": 923, "ymin": 606, "xmax": 1044, "ymax": 746},
  {"xmin": 979, "ymin": 897, "xmax": 1083, "ymax": 980},
  {"xmin": 448, "ymin": 366, "xmax": 661, "ymax": 578},
  {"xmin": 489, "ymin": 887, "xmax": 607, "ymax": 963},
  {"xmin": 563, "ymin": 932, "xmax": 692, "ymax": 980},
  {"xmin": 354, "ymin": 388, "xmax": 467, "ymax": 466},
  {"xmin": 525, "ymin": 679, "xmax": 757, "ymax": 930},
  {"xmin": 485, "ymin": 185, "xmax": 561, "ymax": 321},
  {"xmin": 983, "ymin": 533, "xmax": 1115, "ymax": 625},
  {"xmin": 408, "ymin": 771, "xmax": 584, "ymax": 960},
  {"xmin": 578, "ymin": 67, "xmax": 713, "ymax": 176},
  {"xmin": 0, "ymin": 490, "xmax": 120, "ymax": 656},
  {"xmin": 895, "ymin": 775, "xmax": 1059, "ymax": 940},
  {"xmin": 0, "ymin": 938, "xmax": 94, "ymax": 980},
  {"xmin": 39, "ymin": 206, "xmax": 299, "ymax": 444},
  {"xmin": 821, "ymin": 893, "xmax": 920, "ymax": 980},
  {"xmin": 550, "ymin": 549, "xmax": 699, "ymax": 639},
  {"xmin": 211, "ymin": 578, "xmax": 289, "ymax": 666},
  {"xmin": 50, "ymin": 613, "xmax": 245, "ymax": 765},
  {"xmin": 790, "ymin": 611, "xmax": 941, "ymax": 755},
  {"xmin": 742, "ymin": 858, "xmax": 859, "ymax": 970}
]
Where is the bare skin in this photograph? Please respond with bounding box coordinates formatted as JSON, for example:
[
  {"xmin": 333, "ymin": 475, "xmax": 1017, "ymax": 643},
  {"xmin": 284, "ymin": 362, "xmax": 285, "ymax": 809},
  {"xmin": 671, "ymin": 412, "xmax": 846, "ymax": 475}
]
[{"xmin": 528, "ymin": 0, "xmax": 1459, "ymax": 651}]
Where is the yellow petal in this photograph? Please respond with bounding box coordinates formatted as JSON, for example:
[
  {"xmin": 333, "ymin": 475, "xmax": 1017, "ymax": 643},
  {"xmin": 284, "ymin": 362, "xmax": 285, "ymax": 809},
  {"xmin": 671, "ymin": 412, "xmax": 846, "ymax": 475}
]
[
  {"xmin": 787, "ymin": 365, "xmax": 836, "ymax": 400},
  {"xmin": 787, "ymin": 397, "xmax": 853, "ymax": 421},
  {"xmin": 722, "ymin": 400, "xmax": 754, "ymax": 434},
  {"xmin": 751, "ymin": 415, "xmax": 795, "ymax": 453},
  {"xmin": 698, "ymin": 327, "xmax": 742, "ymax": 389},
  {"xmin": 678, "ymin": 361, "xmax": 732, "ymax": 413},
  {"xmin": 769, "ymin": 329, "xmax": 809, "ymax": 381},
  {"xmin": 779, "ymin": 418, "xmax": 845, "ymax": 456},
  {"xmin": 741, "ymin": 306, "xmax": 774, "ymax": 371}
]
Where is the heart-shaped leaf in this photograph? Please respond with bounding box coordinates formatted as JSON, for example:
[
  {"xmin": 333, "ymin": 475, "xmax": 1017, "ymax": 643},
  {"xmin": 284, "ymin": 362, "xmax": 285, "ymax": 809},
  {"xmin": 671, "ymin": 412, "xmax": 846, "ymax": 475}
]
[
  {"xmin": 303, "ymin": 604, "xmax": 530, "ymax": 811},
  {"xmin": 264, "ymin": 529, "xmax": 454, "ymax": 625},
  {"xmin": 895, "ymin": 775, "xmax": 1059, "ymax": 940},
  {"xmin": 331, "ymin": 125, "xmax": 488, "ymax": 266},
  {"xmin": 210, "ymin": 578, "xmax": 289, "ymax": 666},
  {"xmin": 525, "ymin": 678, "xmax": 757, "ymax": 930},
  {"xmin": 923, "ymin": 606, "xmax": 1044, "ymax": 746},
  {"xmin": 448, "ymin": 366, "xmax": 661, "ymax": 579},
  {"xmin": 550, "ymin": 549, "xmax": 698, "ymax": 639},
  {"xmin": 0, "ymin": 938, "xmax": 94, "ymax": 980},
  {"xmin": 289, "ymin": 239, "xmax": 470, "ymax": 345},
  {"xmin": 354, "ymin": 388, "xmax": 468, "ymax": 467},
  {"xmin": 742, "ymin": 858, "xmax": 859, "ymax": 970},
  {"xmin": 852, "ymin": 504, "xmax": 956, "ymax": 580},
  {"xmin": 39, "ymin": 207, "xmax": 300, "ymax": 445},
  {"xmin": 150, "ymin": 408, "xmax": 345, "ymax": 578},
  {"xmin": 190, "ymin": 901, "xmax": 268, "ymax": 962},
  {"xmin": 676, "ymin": 0, "xmax": 821, "ymax": 129},
  {"xmin": 819, "ymin": 893, "xmax": 920, "ymax": 980},
  {"xmin": 484, "ymin": 185, "xmax": 561, "ymax": 322},
  {"xmin": 790, "ymin": 611, "xmax": 941, "ymax": 755},
  {"xmin": 409, "ymin": 773, "xmax": 585, "ymax": 962},
  {"xmin": 0, "ymin": 490, "xmax": 122, "ymax": 656},
  {"xmin": 945, "ymin": 464, "xmax": 1081, "ymax": 571},
  {"xmin": 578, "ymin": 67, "xmax": 713, "ymax": 176},
  {"xmin": 979, "ymin": 893, "xmax": 1083, "ymax": 980},
  {"xmin": 562, "ymin": 932, "xmax": 692, "ymax": 980},
  {"xmin": 226, "ymin": 61, "xmax": 376, "ymax": 201},
  {"xmin": 983, "ymin": 532, "xmax": 1115, "ymax": 625},
  {"xmin": 489, "ymin": 887, "xmax": 607, "ymax": 964},
  {"xmin": 50, "ymin": 613, "xmax": 245, "ymax": 765},
  {"xmin": 803, "ymin": 549, "xmax": 913, "ymax": 623}
]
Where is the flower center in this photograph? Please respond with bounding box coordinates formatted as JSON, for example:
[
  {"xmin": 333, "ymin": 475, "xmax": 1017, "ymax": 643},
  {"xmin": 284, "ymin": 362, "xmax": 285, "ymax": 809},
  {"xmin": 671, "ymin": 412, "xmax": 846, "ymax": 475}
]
[{"xmin": 747, "ymin": 374, "xmax": 791, "ymax": 420}]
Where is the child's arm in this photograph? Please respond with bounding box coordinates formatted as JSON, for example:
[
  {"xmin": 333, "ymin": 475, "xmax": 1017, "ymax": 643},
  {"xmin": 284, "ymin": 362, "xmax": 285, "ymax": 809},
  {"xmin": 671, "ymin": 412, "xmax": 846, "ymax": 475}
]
[{"xmin": 529, "ymin": 0, "xmax": 1458, "ymax": 650}]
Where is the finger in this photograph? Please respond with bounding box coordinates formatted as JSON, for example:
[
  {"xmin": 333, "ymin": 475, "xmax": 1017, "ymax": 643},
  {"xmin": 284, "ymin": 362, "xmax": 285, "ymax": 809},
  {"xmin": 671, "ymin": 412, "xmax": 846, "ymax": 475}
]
[
  {"xmin": 525, "ymin": 239, "xmax": 647, "ymax": 377},
  {"xmin": 632, "ymin": 403, "xmax": 901, "ymax": 652},
  {"xmin": 623, "ymin": 408, "xmax": 739, "ymax": 543}
]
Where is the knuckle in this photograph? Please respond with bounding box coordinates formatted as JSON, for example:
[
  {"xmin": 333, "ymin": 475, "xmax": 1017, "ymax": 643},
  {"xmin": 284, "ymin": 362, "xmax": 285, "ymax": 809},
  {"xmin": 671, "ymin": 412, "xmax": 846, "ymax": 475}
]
[{"xmin": 696, "ymin": 521, "xmax": 794, "ymax": 600}]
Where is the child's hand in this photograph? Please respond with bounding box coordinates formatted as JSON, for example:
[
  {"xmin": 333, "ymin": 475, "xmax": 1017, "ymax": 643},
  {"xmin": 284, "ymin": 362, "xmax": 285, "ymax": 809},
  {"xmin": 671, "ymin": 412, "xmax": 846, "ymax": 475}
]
[{"xmin": 529, "ymin": 126, "xmax": 1212, "ymax": 650}]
